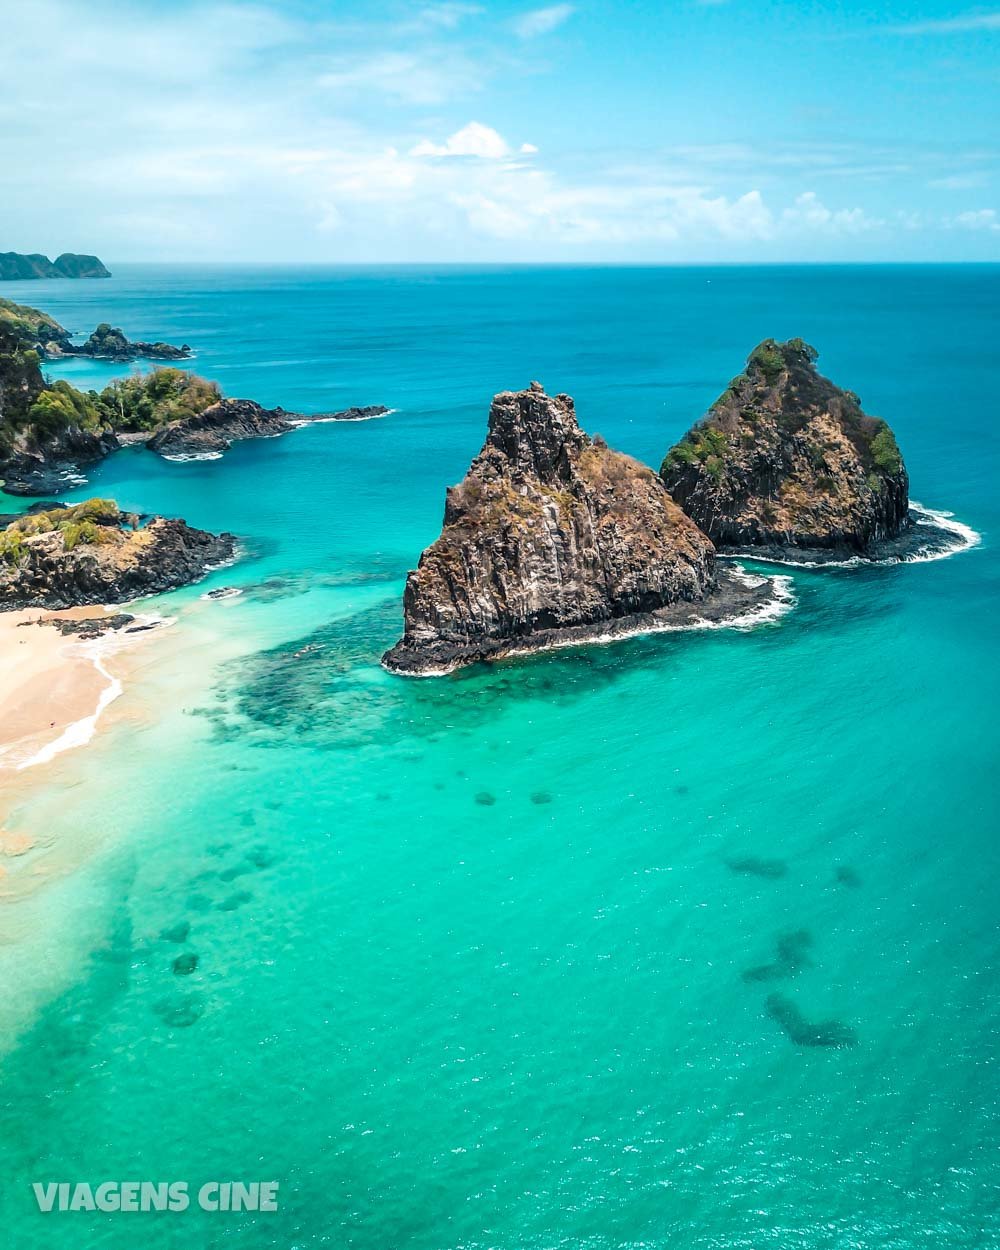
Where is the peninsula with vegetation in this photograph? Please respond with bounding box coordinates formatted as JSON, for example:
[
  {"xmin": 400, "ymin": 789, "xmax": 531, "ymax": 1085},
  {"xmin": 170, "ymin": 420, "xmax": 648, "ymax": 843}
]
[
  {"xmin": 0, "ymin": 251, "xmax": 110, "ymax": 280},
  {"xmin": 0, "ymin": 295, "xmax": 388, "ymax": 495}
]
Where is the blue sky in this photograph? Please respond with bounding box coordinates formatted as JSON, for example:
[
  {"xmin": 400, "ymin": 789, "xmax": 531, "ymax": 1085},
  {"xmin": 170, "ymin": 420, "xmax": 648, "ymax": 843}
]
[{"xmin": 3, "ymin": 0, "xmax": 998, "ymax": 261}]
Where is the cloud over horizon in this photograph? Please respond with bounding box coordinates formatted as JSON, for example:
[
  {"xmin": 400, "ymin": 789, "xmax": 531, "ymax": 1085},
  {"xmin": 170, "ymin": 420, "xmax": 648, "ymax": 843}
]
[{"xmin": 1, "ymin": 0, "xmax": 996, "ymax": 262}]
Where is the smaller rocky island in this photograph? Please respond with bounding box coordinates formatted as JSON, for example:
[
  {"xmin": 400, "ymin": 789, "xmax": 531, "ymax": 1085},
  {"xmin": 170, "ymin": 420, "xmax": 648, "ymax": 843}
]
[
  {"xmin": 1, "ymin": 297, "xmax": 190, "ymax": 363},
  {"xmin": 44, "ymin": 322, "xmax": 192, "ymax": 363},
  {"xmin": 0, "ymin": 252, "xmax": 111, "ymax": 281},
  {"xmin": 383, "ymin": 382, "xmax": 779, "ymax": 675},
  {"xmin": 0, "ymin": 498, "xmax": 235, "ymax": 610},
  {"xmin": 658, "ymin": 338, "xmax": 962, "ymax": 563}
]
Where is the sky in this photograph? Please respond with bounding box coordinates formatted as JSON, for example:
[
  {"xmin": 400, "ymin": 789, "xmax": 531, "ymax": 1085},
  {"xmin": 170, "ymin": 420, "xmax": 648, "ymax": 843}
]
[{"xmin": 2, "ymin": 0, "xmax": 998, "ymax": 263}]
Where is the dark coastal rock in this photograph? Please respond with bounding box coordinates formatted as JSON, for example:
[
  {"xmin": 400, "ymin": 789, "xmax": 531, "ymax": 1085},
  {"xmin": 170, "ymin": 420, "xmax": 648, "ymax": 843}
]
[
  {"xmin": 0, "ymin": 419, "xmax": 119, "ymax": 498},
  {"xmin": 661, "ymin": 339, "xmax": 910, "ymax": 559},
  {"xmin": 146, "ymin": 398, "xmax": 300, "ymax": 458},
  {"xmin": 24, "ymin": 611, "xmax": 137, "ymax": 638},
  {"xmin": 320, "ymin": 405, "xmax": 390, "ymax": 422},
  {"xmin": 381, "ymin": 382, "xmax": 759, "ymax": 675},
  {"xmin": 43, "ymin": 323, "xmax": 191, "ymax": 363},
  {"xmin": 0, "ymin": 499, "xmax": 236, "ymax": 610},
  {"xmin": 147, "ymin": 399, "xmax": 390, "ymax": 458},
  {"xmin": 172, "ymin": 953, "xmax": 199, "ymax": 976},
  {"xmin": 0, "ymin": 252, "xmax": 110, "ymax": 281}
]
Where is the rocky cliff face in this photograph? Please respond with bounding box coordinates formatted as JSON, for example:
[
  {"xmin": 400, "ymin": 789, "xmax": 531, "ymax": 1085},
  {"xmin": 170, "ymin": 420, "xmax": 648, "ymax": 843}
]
[
  {"xmin": 660, "ymin": 339, "xmax": 909, "ymax": 558},
  {"xmin": 382, "ymin": 383, "xmax": 747, "ymax": 674},
  {"xmin": 0, "ymin": 500, "xmax": 235, "ymax": 609}
]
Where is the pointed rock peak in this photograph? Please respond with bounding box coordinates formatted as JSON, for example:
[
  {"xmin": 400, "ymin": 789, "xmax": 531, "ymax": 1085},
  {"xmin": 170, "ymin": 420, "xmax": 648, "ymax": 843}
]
[
  {"xmin": 660, "ymin": 338, "xmax": 909, "ymax": 557},
  {"xmin": 485, "ymin": 383, "xmax": 586, "ymax": 479}
]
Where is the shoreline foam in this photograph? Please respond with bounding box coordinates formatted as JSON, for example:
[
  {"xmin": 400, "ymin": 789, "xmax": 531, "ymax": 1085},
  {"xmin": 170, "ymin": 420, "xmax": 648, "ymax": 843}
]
[
  {"xmin": 720, "ymin": 504, "xmax": 981, "ymax": 570},
  {"xmin": 384, "ymin": 565, "xmax": 795, "ymax": 677}
]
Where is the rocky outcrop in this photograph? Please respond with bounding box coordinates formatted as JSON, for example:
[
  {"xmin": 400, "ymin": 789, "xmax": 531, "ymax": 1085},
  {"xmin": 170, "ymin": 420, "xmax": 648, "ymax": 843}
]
[
  {"xmin": 0, "ymin": 499, "xmax": 236, "ymax": 609},
  {"xmin": 0, "ymin": 252, "xmax": 110, "ymax": 280},
  {"xmin": 146, "ymin": 399, "xmax": 300, "ymax": 457},
  {"xmin": 42, "ymin": 323, "xmax": 191, "ymax": 363},
  {"xmin": 146, "ymin": 400, "xmax": 390, "ymax": 458},
  {"xmin": 383, "ymin": 382, "xmax": 775, "ymax": 675},
  {"xmin": 660, "ymin": 339, "xmax": 910, "ymax": 560}
]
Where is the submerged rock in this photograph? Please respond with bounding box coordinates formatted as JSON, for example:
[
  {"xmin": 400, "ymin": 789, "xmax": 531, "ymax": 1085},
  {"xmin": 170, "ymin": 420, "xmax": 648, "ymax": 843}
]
[
  {"xmin": 661, "ymin": 339, "xmax": 910, "ymax": 559},
  {"xmin": 382, "ymin": 382, "xmax": 774, "ymax": 675},
  {"xmin": 765, "ymin": 992, "xmax": 857, "ymax": 1048},
  {"xmin": 0, "ymin": 498, "xmax": 236, "ymax": 610}
]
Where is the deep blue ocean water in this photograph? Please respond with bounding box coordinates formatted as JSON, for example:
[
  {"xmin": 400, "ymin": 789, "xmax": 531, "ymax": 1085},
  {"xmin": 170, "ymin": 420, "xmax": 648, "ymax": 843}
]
[{"xmin": 0, "ymin": 265, "xmax": 997, "ymax": 1248}]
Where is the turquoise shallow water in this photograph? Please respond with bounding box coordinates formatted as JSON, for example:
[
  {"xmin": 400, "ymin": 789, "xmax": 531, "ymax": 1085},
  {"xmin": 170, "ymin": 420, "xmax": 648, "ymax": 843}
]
[{"xmin": 0, "ymin": 265, "xmax": 997, "ymax": 1248}]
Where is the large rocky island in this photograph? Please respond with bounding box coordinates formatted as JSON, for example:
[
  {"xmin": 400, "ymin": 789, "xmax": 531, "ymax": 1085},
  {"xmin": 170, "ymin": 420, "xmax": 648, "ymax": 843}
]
[
  {"xmin": 383, "ymin": 382, "xmax": 777, "ymax": 675},
  {"xmin": 0, "ymin": 499, "xmax": 235, "ymax": 609},
  {"xmin": 659, "ymin": 339, "xmax": 911, "ymax": 562}
]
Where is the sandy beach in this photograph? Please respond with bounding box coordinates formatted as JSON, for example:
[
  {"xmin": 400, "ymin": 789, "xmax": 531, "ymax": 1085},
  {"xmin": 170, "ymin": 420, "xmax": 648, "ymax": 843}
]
[
  {"xmin": 0, "ymin": 606, "xmax": 172, "ymax": 777},
  {"xmin": 0, "ymin": 609, "xmax": 113, "ymax": 770}
]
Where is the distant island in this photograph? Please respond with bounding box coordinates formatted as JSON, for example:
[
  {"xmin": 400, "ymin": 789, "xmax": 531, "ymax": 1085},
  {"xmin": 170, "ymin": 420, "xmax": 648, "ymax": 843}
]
[{"xmin": 0, "ymin": 252, "xmax": 111, "ymax": 281}]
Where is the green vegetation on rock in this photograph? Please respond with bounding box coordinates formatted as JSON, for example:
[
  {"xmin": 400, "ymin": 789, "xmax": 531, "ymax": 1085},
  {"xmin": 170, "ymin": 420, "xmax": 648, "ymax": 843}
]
[
  {"xmin": 663, "ymin": 425, "xmax": 729, "ymax": 474},
  {"xmin": 0, "ymin": 498, "xmax": 125, "ymax": 564},
  {"xmin": 870, "ymin": 422, "xmax": 902, "ymax": 474}
]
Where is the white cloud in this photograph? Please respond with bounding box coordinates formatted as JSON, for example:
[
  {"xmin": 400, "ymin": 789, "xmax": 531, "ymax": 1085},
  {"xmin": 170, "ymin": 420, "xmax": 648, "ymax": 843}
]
[
  {"xmin": 512, "ymin": 4, "xmax": 575, "ymax": 38},
  {"xmin": 410, "ymin": 121, "xmax": 514, "ymax": 158},
  {"xmin": 319, "ymin": 50, "xmax": 483, "ymax": 105},
  {"xmin": 953, "ymin": 208, "xmax": 1000, "ymax": 231},
  {"xmin": 890, "ymin": 10, "xmax": 1000, "ymax": 34},
  {"xmin": 520, "ymin": 143, "xmax": 539, "ymax": 154},
  {"xmin": 415, "ymin": 3, "xmax": 483, "ymax": 29},
  {"xmin": 782, "ymin": 191, "xmax": 882, "ymax": 234}
]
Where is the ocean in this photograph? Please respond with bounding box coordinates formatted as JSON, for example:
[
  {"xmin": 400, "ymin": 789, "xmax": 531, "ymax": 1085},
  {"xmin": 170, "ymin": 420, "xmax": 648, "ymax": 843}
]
[{"xmin": 0, "ymin": 264, "xmax": 997, "ymax": 1248}]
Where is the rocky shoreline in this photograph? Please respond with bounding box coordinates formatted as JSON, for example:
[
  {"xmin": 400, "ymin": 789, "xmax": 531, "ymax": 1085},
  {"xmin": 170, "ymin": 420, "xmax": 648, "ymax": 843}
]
[
  {"xmin": 384, "ymin": 564, "xmax": 786, "ymax": 674},
  {"xmin": 660, "ymin": 339, "xmax": 909, "ymax": 561},
  {"xmin": 0, "ymin": 500, "xmax": 236, "ymax": 611}
]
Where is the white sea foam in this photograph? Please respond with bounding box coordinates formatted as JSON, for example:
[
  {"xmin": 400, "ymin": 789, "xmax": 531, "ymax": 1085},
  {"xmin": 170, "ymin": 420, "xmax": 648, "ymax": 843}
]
[
  {"xmin": 722, "ymin": 504, "xmax": 981, "ymax": 570},
  {"xmin": 902, "ymin": 503, "xmax": 982, "ymax": 564},
  {"xmin": 292, "ymin": 407, "xmax": 398, "ymax": 427},
  {"xmin": 161, "ymin": 451, "xmax": 225, "ymax": 462},
  {"xmin": 386, "ymin": 568, "xmax": 795, "ymax": 677}
]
